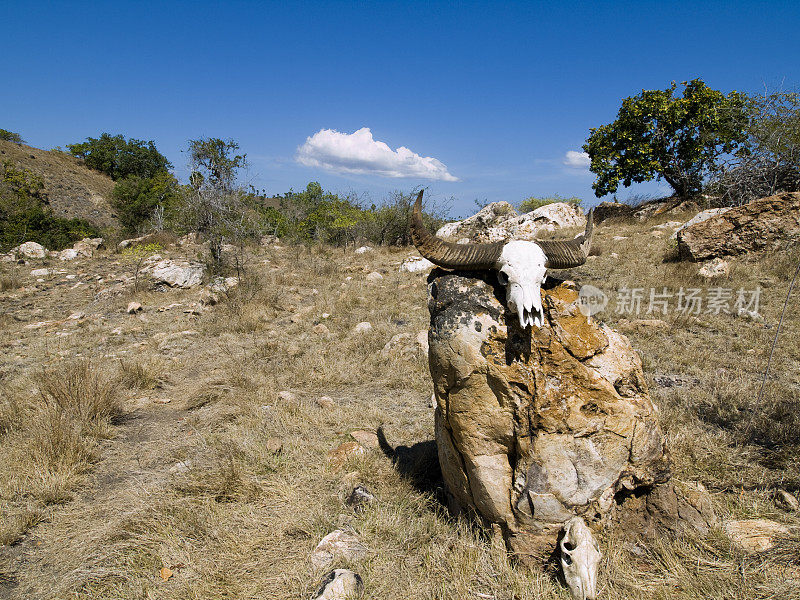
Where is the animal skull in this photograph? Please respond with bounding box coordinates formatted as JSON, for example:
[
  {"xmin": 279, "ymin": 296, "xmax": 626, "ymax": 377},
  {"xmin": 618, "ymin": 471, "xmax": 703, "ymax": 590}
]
[
  {"xmin": 497, "ymin": 241, "xmax": 548, "ymax": 328},
  {"xmin": 409, "ymin": 191, "xmax": 593, "ymax": 329},
  {"xmin": 560, "ymin": 516, "xmax": 601, "ymax": 600}
]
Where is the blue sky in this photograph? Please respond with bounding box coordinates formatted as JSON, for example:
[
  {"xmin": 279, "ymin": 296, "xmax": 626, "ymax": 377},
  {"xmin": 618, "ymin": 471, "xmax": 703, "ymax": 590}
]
[{"xmin": 3, "ymin": 1, "xmax": 799, "ymax": 217}]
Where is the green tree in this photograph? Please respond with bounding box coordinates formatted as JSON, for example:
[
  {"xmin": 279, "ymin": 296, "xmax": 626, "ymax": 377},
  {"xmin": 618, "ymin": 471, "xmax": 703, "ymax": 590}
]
[
  {"xmin": 111, "ymin": 171, "xmax": 181, "ymax": 233},
  {"xmin": 0, "ymin": 129, "xmax": 24, "ymax": 144},
  {"xmin": 68, "ymin": 133, "xmax": 173, "ymax": 180},
  {"xmin": 583, "ymin": 79, "xmax": 747, "ymax": 198},
  {"xmin": 187, "ymin": 137, "xmax": 246, "ymax": 191}
]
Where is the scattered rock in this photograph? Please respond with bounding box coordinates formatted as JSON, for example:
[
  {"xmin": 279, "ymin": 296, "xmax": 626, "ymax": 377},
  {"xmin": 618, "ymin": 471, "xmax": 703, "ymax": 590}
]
[
  {"xmin": 327, "ymin": 442, "xmax": 365, "ymax": 470},
  {"xmin": 313, "ymin": 323, "xmax": 332, "ymax": 337},
  {"xmin": 349, "ymin": 430, "xmax": 379, "ymax": 449},
  {"xmin": 118, "ymin": 235, "xmax": 148, "ymax": 249},
  {"xmin": 199, "ymin": 289, "xmax": 219, "ymax": 306},
  {"xmin": 365, "ymin": 271, "xmax": 383, "ymax": 282},
  {"xmin": 208, "ymin": 276, "xmax": 239, "ymax": 293},
  {"xmin": 316, "ymin": 396, "xmax": 336, "ymax": 409},
  {"xmin": 126, "ymin": 302, "xmax": 143, "ymax": 314},
  {"xmin": 277, "ymin": 391, "xmax": 296, "ymax": 402},
  {"xmin": 672, "ymin": 207, "xmax": 732, "ymax": 240},
  {"xmin": 352, "ymin": 322, "xmax": 372, "ymax": 334},
  {"xmin": 265, "ymin": 438, "xmax": 284, "ymax": 454},
  {"xmin": 346, "ymin": 486, "xmax": 377, "ymax": 512},
  {"xmin": 311, "ymin": 530, "xmax": 367, "ymax": 569},
  {"xmin": 678, "ymin": 193, "xmax": 800, "ymax": 260},
  {"xmin": 311, "ymin": 569, "xmax": 364, "ymax": 600},
  {"xmin": 170, "ymin": 460, "xmax": 193, "ymax": 474},
  {"xmin": 59, "ymin": 248, "xmax": 80, "ymax": 261},
  {"xmin": 436, "ymin": 201, "xmax": 585, "ymax": 243},
  {"xmin": 416, "ymin": 330, "xmax": 429, "ymax": 354},
  {"xmin": 354, "ymin": 246, "xmax": 372, "ymax": 254},
  {"xmin": 399, "ymin": 256, "xmax": 434, "ymax": 273},
  {"xmin": 774, "ymin": 490, "xmax": 800, "ymax": 512},
  {"xmin": 30, "ymin": 268, "xmax": 50, "ymax": 277},
  {"xmin": 723, "ymin": 519, "xmax": 789, "ymax": 552},
  {"xmin": 72, "ymin": 237, "xmax": 104, "ymax": 257},
  {"xmin": 698, "ymin": 257, "xmax": 730, "ymax": 279},
  {"xmin": 16, "ymin": 241, "xmax": 47, "ymax": 259},
  {"xmin": 146, "ymin": 259, "xmax": 204, "ymax": 288},
  {"xmin": 380, "ymin": 333, "xmax": 412, "ymax": 358}
]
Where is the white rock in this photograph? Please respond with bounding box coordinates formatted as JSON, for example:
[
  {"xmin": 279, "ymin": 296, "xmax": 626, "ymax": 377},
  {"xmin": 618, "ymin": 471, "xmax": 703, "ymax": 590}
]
[
  {"xmin": 416, "ymin": 330, "xmax": 429, "ymax": 354},
  {"xmin": 436, "ymin": 201, "xmax": 585, "ymax": 243},
  {"xmin": 698, "ymin": 257, "xmax": 730, "ymax": 279},
  {"xmin": 30, "ymin": 268, "xmax": 50, "ymax": 277},
  {"xmin": 58, "ymin": 249, "xmax": 80, "ymax": 261},
  {"xmin": 0, "ymin": 253, "xmax": 15, "ymax": 262},
  {"xmin": 612, "ymin": 235, "xmax": 628, "ymax": 241},
  {"xmin": 311, "ymin": 530, "xmax": 367, "ymax": 569},
  {"xmin": 277, "ymin": 390, "xmax": 296, "ymax": 402},
  {"xmin": 311, "ymin": 569, "xmax": 364, "ymax": 600},
  {"xmin": 365, "ymin": 271, "xmax": 383, "ymax": 282},
  {"xmin": 353, "ymin": 322, "xmax": 372, "ymax": 334},
  {"xmin": 672, "ymin": 207, "xmax": 733, "ymax": 239},
  {"xmin": 354, "ymin": 246, "xmax": 372, "ymax": 254},
  {"xmin": 146, "ymin": 259, "xmax": 204, "ymax": 288},
  {"xmin": 399, "ymin": 256, "xmax": 434, "ymax": 273},
  {"xmin": 127, "ymin": 302, "xmax": 143, "ymax": 314},
  {"xmin": 16, "ymin": 241, "xmax": 47, "ymax": 259},
  {"xmin": 724, "ymin": 519, "xmax": 789, "ymax": 552}
]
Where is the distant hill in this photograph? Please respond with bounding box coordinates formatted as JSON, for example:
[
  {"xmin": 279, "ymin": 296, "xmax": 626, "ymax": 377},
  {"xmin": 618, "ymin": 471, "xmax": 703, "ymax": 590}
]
[{"xmin": 0, "ymin": 140, "xmax": 118, "ymax": 229}]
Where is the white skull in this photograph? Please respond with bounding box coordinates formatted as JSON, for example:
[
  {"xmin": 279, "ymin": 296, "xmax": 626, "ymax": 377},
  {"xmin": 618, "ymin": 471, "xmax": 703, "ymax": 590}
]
[
  {"xmin": 496, "ymin": 241, "xmax": 548, "ymax": 328},
  {"xmin": 560, "ymin": 516, "xmax": 601, "ymax": 600}
]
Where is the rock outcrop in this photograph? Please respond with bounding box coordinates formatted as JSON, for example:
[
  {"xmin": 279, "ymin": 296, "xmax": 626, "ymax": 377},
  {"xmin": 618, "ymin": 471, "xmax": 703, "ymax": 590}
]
[
  {"xmin": 436, "ymin": 202, "xmax": 586, "ymax": 244},
  {"xmin": 677, "ymin": 192, "xmax": 800, "ymax": 261},
  {"xmin": 427, "ymin": 269, "xmax": 677, "ymax": 559}
]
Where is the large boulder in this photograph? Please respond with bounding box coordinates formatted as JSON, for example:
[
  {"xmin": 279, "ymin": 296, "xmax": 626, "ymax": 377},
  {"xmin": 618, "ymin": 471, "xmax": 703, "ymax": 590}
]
[
  {"xmin": 14, "ymin": 241, "xmax": 48, "ymax": 259},
  {"xmin": 677, "ymin": 192, "xmax": 800, "ymax": 261},
  {"xmin": 145, "ymin": 259, "xmax": 204, "ymax": 288},
  {"xmin": 436, "ymin": 202, "xmax": 585, "ymax": 243},
  {"xmin": 427, "ymin": 270, "xmax": 674, "ymax": 559}
]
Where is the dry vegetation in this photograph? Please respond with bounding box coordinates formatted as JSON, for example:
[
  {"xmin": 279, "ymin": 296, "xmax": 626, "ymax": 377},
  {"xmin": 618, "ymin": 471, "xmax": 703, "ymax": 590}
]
[{"xmin": 0, "ymin": 212, "xmax": 798, "ymax": 599}]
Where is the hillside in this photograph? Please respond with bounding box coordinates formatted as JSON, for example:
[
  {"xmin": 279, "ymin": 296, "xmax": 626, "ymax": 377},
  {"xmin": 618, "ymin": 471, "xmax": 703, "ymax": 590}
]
[{"xmin": 0, "ymin": 140, "xmax": 117, "ymax": 229}]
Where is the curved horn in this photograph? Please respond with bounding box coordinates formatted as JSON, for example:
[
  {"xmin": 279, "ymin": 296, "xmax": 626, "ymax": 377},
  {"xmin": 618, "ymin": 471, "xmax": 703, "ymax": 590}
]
[
  {"xmin": 410, "ymin": 190, "xmax": 504, "ymax": 270},
  {"xmin": 537, "ymin": 208, "xmax": 593, "ymax": 269}
]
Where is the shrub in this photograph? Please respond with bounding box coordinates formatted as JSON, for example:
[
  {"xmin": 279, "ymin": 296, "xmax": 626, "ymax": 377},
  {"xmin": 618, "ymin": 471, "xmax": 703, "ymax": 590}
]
[
  {"xmin": 519, "ymin": 194, "xmax": 582, "ymax": 213},
  {"xmin": 709, "ymin": 90, "xmax": 800, "ymax": 205},
  {"xmin": 111, "ymin": 171, "xmax": 181, "ymax": 233},
  {"xmin": 0, "ymin": 129, "xmax": 24, "ymax": 144},
  {"xmin": 0, "ymin": 162, "xmax": 99, "ymax": 252}
]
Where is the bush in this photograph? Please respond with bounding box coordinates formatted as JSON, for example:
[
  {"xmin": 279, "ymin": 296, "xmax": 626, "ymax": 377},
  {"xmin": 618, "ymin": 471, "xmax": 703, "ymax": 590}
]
[
  {"xmin": 709, "ymin": 90, "xmax": 800, "ymax": 205},
  {"xmin": 111, "ymin": 171, "xmax": 181, "ymax": 233},
  {"xmin": 519, "ymin": 194, "xmax": 582, "ymax": 213},
  {"xmin": 0, "ymin": 129, "xmax": 24, "ymax": 144},
  {"xmin": 0, "ymin": 162, "xmax": 100, "ymax": 252},
  {"xmin": 67, "ymin": 133, "xmax": 172, "ymax": 180}
]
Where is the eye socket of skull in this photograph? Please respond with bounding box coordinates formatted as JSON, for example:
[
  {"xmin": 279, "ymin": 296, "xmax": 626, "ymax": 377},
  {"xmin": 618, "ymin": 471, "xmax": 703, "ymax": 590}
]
[{"xmin": 497, "ymin": 270, "xmax": 509, "ymax": 286}]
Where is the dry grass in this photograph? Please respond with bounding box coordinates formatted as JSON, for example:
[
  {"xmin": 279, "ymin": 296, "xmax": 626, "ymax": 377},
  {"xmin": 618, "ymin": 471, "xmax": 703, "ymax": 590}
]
[
  {"xmin": 0, "ymin": 361, "xmax": 121, "ymax": 546},
  {"xmin": 1, "ymin": 217, "xmax": 799, "ymax": 599}
]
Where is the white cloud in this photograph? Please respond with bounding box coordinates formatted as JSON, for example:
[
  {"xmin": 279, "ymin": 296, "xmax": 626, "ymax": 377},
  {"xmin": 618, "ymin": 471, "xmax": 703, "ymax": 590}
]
[
  {"xmin": 296, "ymin": 127, "xmax": 458, "ymax": 181},
  {"xmin": 563, "ymin": 150, "xmax": 590, "ymax": 169}
]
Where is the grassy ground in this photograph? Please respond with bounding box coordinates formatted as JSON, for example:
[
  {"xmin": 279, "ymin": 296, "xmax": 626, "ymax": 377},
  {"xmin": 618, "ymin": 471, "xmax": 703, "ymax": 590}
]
[{"xmin": 0, "ymin": 213, "xmax": 798, "ymax": 599}]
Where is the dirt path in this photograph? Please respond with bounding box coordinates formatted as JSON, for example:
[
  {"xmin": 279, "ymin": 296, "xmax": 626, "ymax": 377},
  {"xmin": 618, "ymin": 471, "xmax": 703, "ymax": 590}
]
[{"xmin": 0, "ymin": 396, "xmax": 192, "ymax": 599}]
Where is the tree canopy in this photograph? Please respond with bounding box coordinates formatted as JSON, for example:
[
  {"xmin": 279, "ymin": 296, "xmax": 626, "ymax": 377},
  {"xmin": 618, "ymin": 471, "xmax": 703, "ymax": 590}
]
[
  {"xmin": 583, "ymin": 79, "xmax": 747, "ymax": 198},
  {"xmin": 68, "ymin": 133, "xmax": 173, "ymax": 180}
]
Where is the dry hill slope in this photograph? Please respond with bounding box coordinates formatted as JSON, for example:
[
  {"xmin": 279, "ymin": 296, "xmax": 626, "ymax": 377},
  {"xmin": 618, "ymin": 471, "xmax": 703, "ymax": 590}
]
[{"xmin": 0, "ymin": 140, "xmax": 117, "ymax": 229}]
